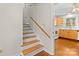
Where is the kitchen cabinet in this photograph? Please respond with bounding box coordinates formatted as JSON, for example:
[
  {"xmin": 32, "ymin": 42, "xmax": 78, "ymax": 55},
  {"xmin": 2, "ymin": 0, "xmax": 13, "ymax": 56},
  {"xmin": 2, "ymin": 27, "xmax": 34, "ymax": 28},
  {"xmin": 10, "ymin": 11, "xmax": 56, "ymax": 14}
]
[
  {"xmin": 54, "ymin": 16, "xmax": 64, "ymax": 27},
  {"xmin": 58, "ymin": 29, "xmax": 67, "ymax": 38},
  {"xmin": 68, "ymin": 30, "xmax": 77, "ymax": 40},
  {"xmin": 58, "ymin": 29, "xmax": 77, "ymax": 40},
  {"xmin": 55, "ymin": 14, "xmax": 79, "ymax": 29}
]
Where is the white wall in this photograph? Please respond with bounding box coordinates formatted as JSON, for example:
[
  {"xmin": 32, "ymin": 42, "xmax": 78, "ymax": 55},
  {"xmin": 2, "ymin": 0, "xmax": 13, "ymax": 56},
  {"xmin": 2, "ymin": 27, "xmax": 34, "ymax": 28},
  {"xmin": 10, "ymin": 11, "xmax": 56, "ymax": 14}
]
[
  {"xmin": 29, "ymin": 3, "xmax": 54, "ymax": 55},
  {"xmin": 0, "ymin": 4, "xmax": 24, "ymax": 56},
  {"xmin": 30, "ymin": 4, "xmax": 51, "ymax": 35},
  {"xmin": 23, "ymin": 4, "xmax": 31, "ymax": 24},
  {"xmin": 54, "ymin": 3, "xmax": 73, "ymax": 16}
]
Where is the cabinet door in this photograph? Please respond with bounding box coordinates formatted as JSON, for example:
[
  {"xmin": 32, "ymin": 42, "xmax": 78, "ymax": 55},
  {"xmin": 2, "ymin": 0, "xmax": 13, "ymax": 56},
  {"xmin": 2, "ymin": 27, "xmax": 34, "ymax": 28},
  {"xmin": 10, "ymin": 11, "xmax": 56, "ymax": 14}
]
[
  {"xmin": 59, "ymin": 29, "xmax": 67, "ymax": 38},
  {"xmin": 68, "ymin": 30, "xmax": 77, "ymax": 40},
  {"xmin": 59, "ymin": 29, "xmax": 63, "ymax": 37},
  {"xmin": 55, "ymin": 17, "xmax": 64, "ymax": 26}
]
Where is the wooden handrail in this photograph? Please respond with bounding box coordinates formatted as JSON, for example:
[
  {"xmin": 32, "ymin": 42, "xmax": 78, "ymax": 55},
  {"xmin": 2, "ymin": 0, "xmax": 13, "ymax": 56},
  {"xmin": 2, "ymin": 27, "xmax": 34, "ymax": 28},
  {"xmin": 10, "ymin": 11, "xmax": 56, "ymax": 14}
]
[{"xmin": 30, "ymin": 17, "xmax": 50, "ymax": 38}]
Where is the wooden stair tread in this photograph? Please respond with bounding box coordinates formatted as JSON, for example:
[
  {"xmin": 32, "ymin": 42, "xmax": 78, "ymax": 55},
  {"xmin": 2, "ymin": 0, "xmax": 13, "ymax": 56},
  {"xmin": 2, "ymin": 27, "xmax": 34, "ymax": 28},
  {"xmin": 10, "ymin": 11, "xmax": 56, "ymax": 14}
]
[
  {"xmin": 21, "ymin": 40, "xmax": 39, "ymax": 47},
  {"xmin": 23, "ymin": 26, "xmax": 31, "ymax": 28},
  {"xmin": 23, "ymin": 28, "xmax": 32, "ymax": 30},
  {"xmin": 23, "ymin": 29, "xmax": 32, "ymax": 32},
  {"xmin": 22, "ymin": 44, "xmax": 44, "ymax": 55},
  {"xmin": 23, "ymin": 32, "xmax": 34, "ymax": 34},
  {"xmin": 35, "ymin": 50, "xmax": 51, "ymax": 56},
  {"xmin": 23, "ymin": 29, "xmax": 32, "ymax": 31},
  {"xmin": 23, "ymin": 35, "xmax": 36, "ymax": 40},
  {"xmin": 23, "ymin": 23, "xmax": 29, "ymax": 25}
]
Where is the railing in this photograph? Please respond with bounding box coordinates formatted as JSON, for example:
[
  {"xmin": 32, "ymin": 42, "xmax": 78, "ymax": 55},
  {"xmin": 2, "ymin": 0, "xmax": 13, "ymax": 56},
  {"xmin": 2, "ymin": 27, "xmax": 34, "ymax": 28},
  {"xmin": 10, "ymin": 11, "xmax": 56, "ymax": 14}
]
[{"xmin": 30, "ymin": 17, "xmax": 50, "ymax": 38}]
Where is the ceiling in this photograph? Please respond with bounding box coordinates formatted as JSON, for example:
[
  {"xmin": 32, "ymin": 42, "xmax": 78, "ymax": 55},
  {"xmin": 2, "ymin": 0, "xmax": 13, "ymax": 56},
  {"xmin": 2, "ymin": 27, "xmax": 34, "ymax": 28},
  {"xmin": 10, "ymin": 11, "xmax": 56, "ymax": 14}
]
[
  {"xmin": 24, "ymin": 3, "xmax": 79, "ymax": 16},
  {"xmin": 54, "ymin": 3, "xmax": 74, "ymax": 16}
]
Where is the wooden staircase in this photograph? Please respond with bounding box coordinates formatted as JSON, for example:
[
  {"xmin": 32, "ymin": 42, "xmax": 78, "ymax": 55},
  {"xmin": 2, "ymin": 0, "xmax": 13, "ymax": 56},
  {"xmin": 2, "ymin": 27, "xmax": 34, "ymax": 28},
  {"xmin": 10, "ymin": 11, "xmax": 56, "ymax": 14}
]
[
  {"xmin": 21, "ymin": 23, "xmax": 44, "ymax": 56},
  {"xmin": 21, "ymin": 40, "xmax": 40, "ymax": 47},
  {"xmin": 21, "ymin": 44, "xmax": 43, "ymax": 55}
]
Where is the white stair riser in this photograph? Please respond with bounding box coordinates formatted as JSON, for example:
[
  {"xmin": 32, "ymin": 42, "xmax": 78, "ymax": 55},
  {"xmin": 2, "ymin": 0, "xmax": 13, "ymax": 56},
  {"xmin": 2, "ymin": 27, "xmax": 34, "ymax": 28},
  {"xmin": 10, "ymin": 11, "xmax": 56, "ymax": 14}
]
[
  {"xmin": 23, "ymin": 30, "xmax": 33, "ymax": 32},
  {"xmin": 23, "ymin": 24, "xmax": 30, "ymax": 25},
  {"xmin": 23, "ymin": 29, "xmax": 32, "ymax": 31},
  {"xmin": 23, "ymin": 38, "xmax": 37, "ymax": 42},
  {"xmin": 23, "ymin": 23, "xmax": 29, "ymax": 25},
  {"xmin": 23, "ymin": 34, "xmax": 35, "ymax": 37},
  {"xmin": 23, "ymin": 24, "xmax": 29, "ymax": 25},
  {"xmin": 23, "ymin": 25, "xmax": 30, "ymax": 26},
  {"xmin": 22, "ymin": 42, "xmax": 41, "ymax": 50}
]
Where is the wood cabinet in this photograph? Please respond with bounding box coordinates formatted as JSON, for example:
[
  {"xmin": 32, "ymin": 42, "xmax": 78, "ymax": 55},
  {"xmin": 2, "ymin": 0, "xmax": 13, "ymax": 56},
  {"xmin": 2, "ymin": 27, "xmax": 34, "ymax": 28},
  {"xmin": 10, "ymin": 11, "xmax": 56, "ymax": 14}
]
[
  {"xmin": 67, "ymin": 30, "xmax": 77, "ymax": 40},
  {"xmin": 55, "ymin": 16, "xmax": 64, "ymax": 26},
  {"xmin": 59, "ymin": 29, "xmax": 67, "ymax": 38},
  {"xmin": 58, "ymin": 29, "xmax": 77, "ymax": 40}
]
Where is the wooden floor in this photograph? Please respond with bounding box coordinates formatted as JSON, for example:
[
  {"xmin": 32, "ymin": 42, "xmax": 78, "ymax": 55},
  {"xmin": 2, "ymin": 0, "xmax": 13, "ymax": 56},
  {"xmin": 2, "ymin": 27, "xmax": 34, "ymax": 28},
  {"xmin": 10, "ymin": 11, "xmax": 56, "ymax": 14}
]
[
  {"xmin": 35, "ymin": 38, "xmax": 79, "ymax": 56},
  {"xmin": 35, "ymin": 50, "xmax": 51, "ymax": 56},
  {"xmin": 55, "ymin": 38, "xmax": 79, "ymax": 56}
]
